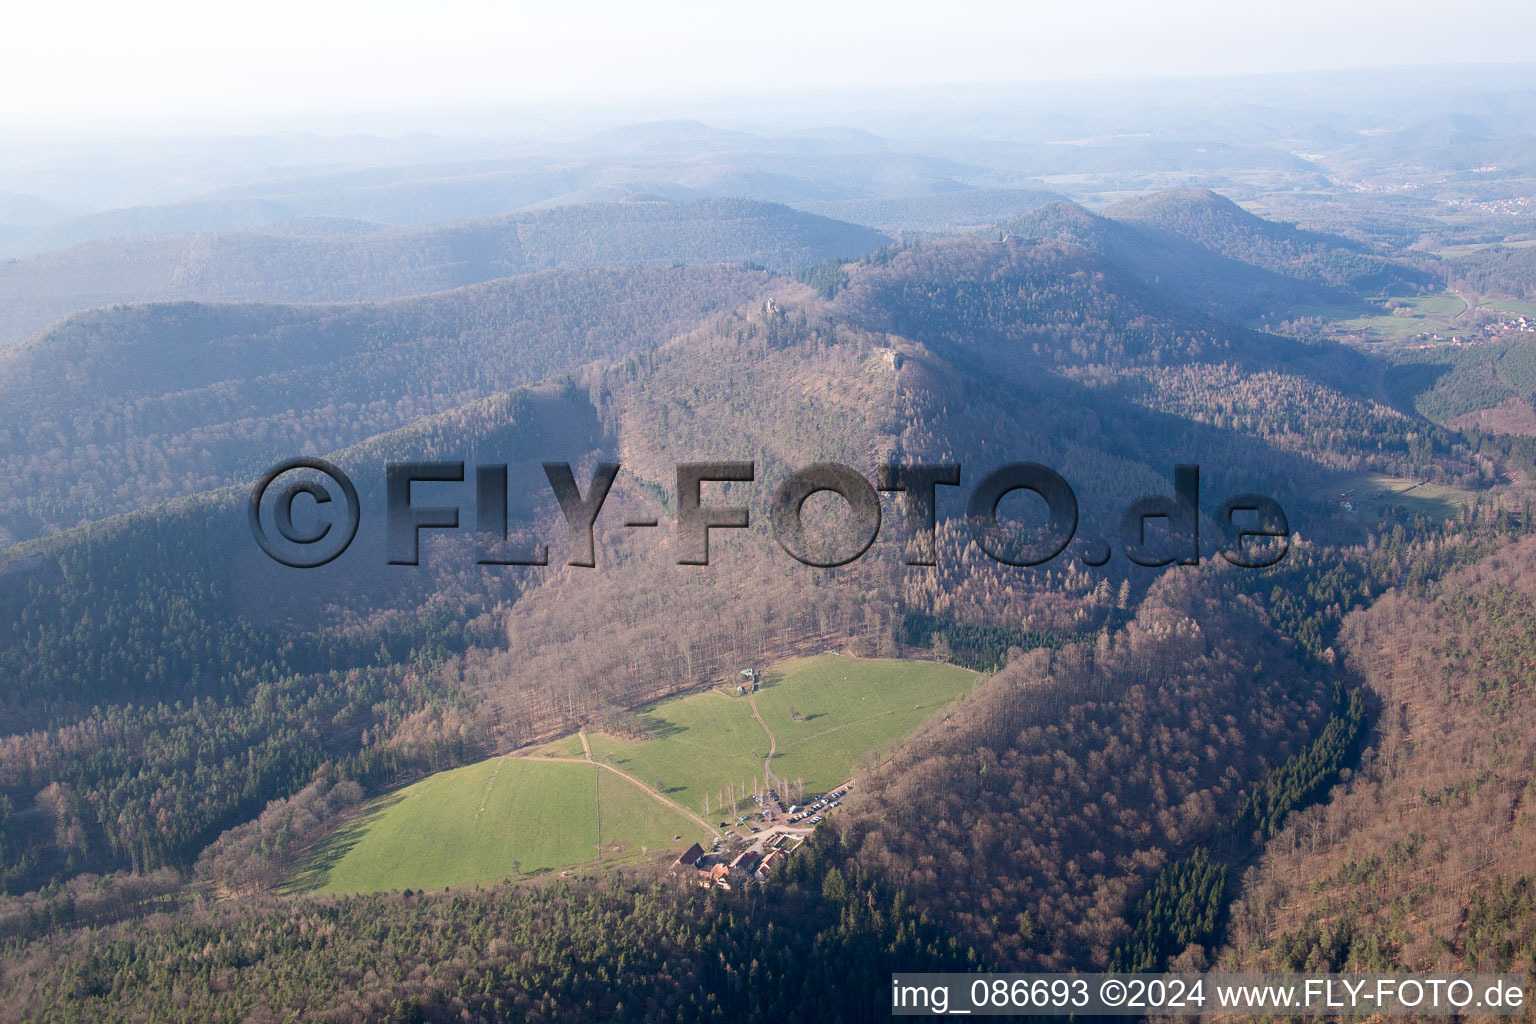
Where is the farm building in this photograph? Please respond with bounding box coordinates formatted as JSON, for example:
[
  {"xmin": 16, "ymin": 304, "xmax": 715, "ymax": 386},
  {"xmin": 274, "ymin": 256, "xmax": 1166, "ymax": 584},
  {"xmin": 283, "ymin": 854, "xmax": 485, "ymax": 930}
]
[
  {"xmin": 670, "ymin": 843, "xmax": 705, "ymax": 874},
  {"xmin": 755, "ymin": 851, "xmax": 786, "ymax": 879},
  {"xmin": 692, "ymin": 862, "xmax": 731, "ymax": 888}
]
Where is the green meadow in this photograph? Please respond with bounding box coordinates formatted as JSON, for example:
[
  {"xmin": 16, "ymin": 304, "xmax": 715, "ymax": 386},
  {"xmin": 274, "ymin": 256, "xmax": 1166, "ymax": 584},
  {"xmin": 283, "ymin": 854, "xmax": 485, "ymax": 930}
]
[
  {"xmin": 1326, "ymin": 471, "xmax": 1476, "ymax": 521},
  {"xmin": 589, "ymin": 655, "xmax": 976, "ymax": 815},
  {"xmin": 1330, "ymin": 291, "xmax": 1469, "ymax": 340},
  {"xmin": 749, "ymin": 655, "xmax": 977, "ymax": 795},
  {"xmin": 291, "ymin": 757, "xmax": 704, "ymax": 894},
  {"xmin": 291, "ymin": 655, "xmax": 977, "ymax": 892}
]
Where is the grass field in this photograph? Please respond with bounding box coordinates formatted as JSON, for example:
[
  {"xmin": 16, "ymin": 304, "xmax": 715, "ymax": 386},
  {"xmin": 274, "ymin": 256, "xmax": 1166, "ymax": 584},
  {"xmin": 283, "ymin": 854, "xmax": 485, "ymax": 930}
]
[
  {"xmin": 587, "ymin": 696, "xmax": 765, "ymax": 817},
  {"xmin": 1322, "ymin": 290, "xmax": 1535, "ymax": 345},
  {"xmin": 528, "ymin": 733, "xmax": 586, "ymax": 758},
  {"xmin": 751, "ymin": 656, "xmax": 976, "ymax": 795},
  {"xmin": 1433, "ymin": 239, "xmax": 1536, "ymax": 256},
  {"xmin": 291, "ymin": 757, "xmax": 706, "ymax": 894},
  {"xmin": 595, "ymin": 770, "xmax": 705, "ymax": 857},
  {"xmin": 1326, "ymin": 472, "xmax": 1475, "ymax": 521},
  {"xmin": 590, "ymin": 655, "xmax": 976, "ymax": 815},
  {"xmin": 1483, "ymin": 299, "xmax": 1536, "ymax": 318},
  {"xmin": 1330, "ymin": 292, "xmax": 1469, "ymax": 340},
  {"xmin": 290, "ymin": 654, "xmax": 976, "ymax": 892}
]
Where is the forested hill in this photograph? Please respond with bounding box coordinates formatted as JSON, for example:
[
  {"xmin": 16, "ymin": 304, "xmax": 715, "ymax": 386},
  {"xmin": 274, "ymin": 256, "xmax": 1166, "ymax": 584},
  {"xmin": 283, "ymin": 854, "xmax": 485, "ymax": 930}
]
[
  {"xmin": 830, "ymin": 235, "xmax": 1317, "ymax": 370},
  {"xmin": 997, "ymin": 190, "xmax": 1432, "ymax": 324},
  {"xmin": 0, "ymin": 198, "xmax": 887, "ymax": 346},
  {"xmin": 0, "ymin": 263, "xmax": 773, "ymax": 546},
  {"xmin": 1104, "ymin": 189, "xmax": 1434, "ymax": 296},
  {"xmin": 1446, "ymin": 243, "xmax": 1536, "ymax": 300},
  {"xmin": 0, "ymin": 379, "xmax": 619, "ymax": 888},
  {"xmin": 998, "ymin": 200, "xmax": 1353, "ymax": 323},
  {"xmin": 0, "ymin": 257, "xmax": 1384, "ymax": 889},
  {"xmin": 0, "ymin": 207, "xmax": 1520, "ymax": 1014},
  {"xmin": 1220, "ymin": 532, "xmax": 1536, "ymax": 974},
  {"xmin": 0, "ymin": 230, "xmax": 1425, "ymax": 553}
]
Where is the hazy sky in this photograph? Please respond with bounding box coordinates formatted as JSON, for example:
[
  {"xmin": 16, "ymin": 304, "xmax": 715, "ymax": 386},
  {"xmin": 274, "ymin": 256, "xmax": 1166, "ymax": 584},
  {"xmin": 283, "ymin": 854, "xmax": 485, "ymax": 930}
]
[{"xmin": 6, "ymin": 0, "xmax": 1536, "ymax": 128}]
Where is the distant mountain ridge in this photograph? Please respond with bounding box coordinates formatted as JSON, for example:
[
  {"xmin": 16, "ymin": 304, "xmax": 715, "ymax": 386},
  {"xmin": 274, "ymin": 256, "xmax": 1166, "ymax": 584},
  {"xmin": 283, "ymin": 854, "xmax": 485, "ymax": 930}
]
[
  {"xmin": 0, "ymin": 228, "xmax": 1385, "ymax": 551},
  {"xmin": 0, "ymin": 198, "xmax": 888, "ymax": 346},
  {"xmin": 0, "ymin": 124, "xmax": 984, "ymax": 259},
  {"xmin": 793, "ymin": 188, "xmax": 1064, "ymax": 233},
  {"xmin": 997, "ymin": 189, "xmax": 1434, "ymax": 323}
]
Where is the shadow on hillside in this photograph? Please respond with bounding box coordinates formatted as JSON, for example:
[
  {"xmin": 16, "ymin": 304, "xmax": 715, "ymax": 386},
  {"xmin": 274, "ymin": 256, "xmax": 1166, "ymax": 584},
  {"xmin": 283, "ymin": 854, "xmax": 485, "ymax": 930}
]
[
  {"xmin": 281, "ymin": 791, "xmax": 408, "ymax": 894},
  {"xmin": 756, "ymin": 671, "xmax": 786, "ymax": 690},
  {"xmin": 640, "ymin": 715, "xmax": 686, "ymax": 740},
  {"xmin": 1383, "ymin": 361, "xmax": 1453, "ymax": 416}
]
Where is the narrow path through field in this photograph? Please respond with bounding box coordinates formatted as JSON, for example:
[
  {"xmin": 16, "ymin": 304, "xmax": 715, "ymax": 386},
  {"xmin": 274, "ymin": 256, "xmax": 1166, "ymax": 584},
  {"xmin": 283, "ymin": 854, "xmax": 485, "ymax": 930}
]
[
  {"xmin": 795, "ymin": 707, "xmax": 907, "ymax": 744},
  {"xmin": 746, "ymin": 693, "xmax": 778, "ymax": 792},
  {"xmin": 521, "ymin": 754, "xmax": 720, "ymax": 838},
  {"xmin": 592, "ymin": 760, "xmax": 601, "ymax": 853},
  {"xmin": 578, "ymin": 729, "xmax": 592, "ymax": 760},
  {"xmin": 474, "ymin": 765, "xmax": 500, "ymax": 821}
]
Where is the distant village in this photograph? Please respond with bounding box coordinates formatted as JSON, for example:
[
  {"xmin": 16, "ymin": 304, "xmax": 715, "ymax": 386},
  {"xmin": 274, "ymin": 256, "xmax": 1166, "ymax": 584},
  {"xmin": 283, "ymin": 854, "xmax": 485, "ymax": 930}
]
[{"xmin": 1410, "ymin": 312, "xmax": 1535, "ymax": 349}]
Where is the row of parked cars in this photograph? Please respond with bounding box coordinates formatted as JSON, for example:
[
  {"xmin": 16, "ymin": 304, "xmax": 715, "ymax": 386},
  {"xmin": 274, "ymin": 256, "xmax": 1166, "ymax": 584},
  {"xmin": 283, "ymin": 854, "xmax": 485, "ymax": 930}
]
[
  {"xmin": 786, "ymin": 784, "xmax": 850, "ymax": 826},
  {"xmin": 717, "ymin": 810, "xmax": 772, "ymax": 841}
]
